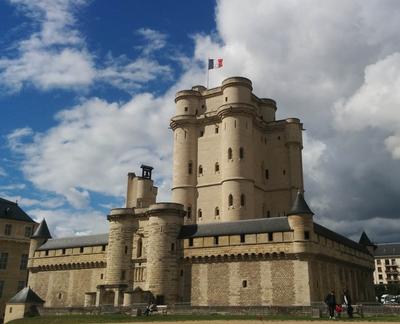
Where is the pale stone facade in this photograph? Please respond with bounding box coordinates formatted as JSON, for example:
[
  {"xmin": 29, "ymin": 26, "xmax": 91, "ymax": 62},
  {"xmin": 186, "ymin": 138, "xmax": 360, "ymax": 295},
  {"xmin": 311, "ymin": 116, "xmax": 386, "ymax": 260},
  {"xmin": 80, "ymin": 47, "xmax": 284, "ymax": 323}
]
[
  {"xmin": 0, "ymin": 198, "xmax": 37, "ymax": 320},
  {"xmin": 26, "ymin": 77, "xmax": 376, "ymax": 309},
  {"xmin": 373, "ymin": 243, "xmax": 400, "ymax": 285}
]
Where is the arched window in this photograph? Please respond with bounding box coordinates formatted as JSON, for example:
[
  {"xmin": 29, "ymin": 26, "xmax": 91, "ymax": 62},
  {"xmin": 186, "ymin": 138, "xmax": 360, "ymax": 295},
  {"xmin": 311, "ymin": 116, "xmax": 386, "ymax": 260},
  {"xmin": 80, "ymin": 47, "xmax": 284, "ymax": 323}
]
[
  {"xmin": 187, "ymin": 206, "xmax": 192, "ymax": 219},
  {"xmin": 198, "ymin": 165, "xmax": 203, "ymax": 175},
  {"xmin": 137, "ymin": 238, "xmax": 143, "ymax": 258},
  {"xmin": 198, "ymin": 209, "xmax": 202, "ymax": 219},
  {"xmin": 228, "ymin": 194, "xmax": 233, "ymax": 207},
  {"xmin": 215, "ymin": 162, "xmax": 219, "ymax": 172},
  {"xmin": 240, "ymin": 194, "xmax": 245, "ymax": 206},
  {"xmin": 215, "ymin": 207, "xmax": 220, "ymax": 216},
  {"xmin": 239, "ymin": 147, "xmax": 244, "ymax": 159},
  {"xmin": 228, "ymin": 148, "xmax": 232, "ymax": 160}
]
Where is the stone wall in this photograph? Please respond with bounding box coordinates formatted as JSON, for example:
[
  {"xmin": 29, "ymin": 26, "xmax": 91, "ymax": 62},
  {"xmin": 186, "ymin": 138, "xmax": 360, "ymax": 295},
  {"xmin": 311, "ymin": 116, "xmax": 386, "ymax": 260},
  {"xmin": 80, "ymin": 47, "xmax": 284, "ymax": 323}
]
[{"xmin": 188, "ymin": 258, "xmax": 310, "ymax": 306}]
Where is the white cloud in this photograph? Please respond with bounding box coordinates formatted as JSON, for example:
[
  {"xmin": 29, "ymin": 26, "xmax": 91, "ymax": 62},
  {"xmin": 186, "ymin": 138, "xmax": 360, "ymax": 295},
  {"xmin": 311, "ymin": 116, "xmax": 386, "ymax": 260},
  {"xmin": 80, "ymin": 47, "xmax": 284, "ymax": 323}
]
[
  {"xmin": 0, "ymin": 167, "xmax": 6, "ymax": 177},
  {"xmin": 136, "ymin": 28, "xmax": 167, "ymax": 55},
  {"xmin": 0, "ymin": 183, "xmax": 26, "ymax": 190},
  {"xmin": 28, "ymin": 207, "xmax": 108, "ymax": 237},
  {"xmin": 0, "ymin": 0, "xmax": 171, "ymax": 93}
]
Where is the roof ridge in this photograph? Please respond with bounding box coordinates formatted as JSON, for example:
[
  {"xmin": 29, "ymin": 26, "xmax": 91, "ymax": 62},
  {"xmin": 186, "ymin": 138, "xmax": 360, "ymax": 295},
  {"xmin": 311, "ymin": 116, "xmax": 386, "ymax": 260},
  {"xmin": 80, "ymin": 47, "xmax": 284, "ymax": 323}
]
[
  {"xmin": 0, "ymin": 197, "xmax": 17, "ymax": 205},
  {"xmin": 46, "ymin": 233, "xmax": 109, "ymax": 241}
]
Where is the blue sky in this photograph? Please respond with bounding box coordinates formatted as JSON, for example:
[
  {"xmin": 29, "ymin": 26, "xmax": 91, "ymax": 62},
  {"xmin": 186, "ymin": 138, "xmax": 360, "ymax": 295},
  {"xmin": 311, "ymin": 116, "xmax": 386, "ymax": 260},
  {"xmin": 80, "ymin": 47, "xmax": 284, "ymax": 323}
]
[{"xmin": 1, "ymin": 0, "xmax": 400, "ymax": 242}]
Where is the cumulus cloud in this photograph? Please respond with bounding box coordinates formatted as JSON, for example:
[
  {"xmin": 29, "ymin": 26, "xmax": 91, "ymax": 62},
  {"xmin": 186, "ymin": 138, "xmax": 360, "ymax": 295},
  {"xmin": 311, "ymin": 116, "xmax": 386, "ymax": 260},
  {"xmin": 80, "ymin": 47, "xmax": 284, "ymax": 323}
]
[{"xmin": 0, "ymin": 0, "xmax": 171, "ymax": 93}]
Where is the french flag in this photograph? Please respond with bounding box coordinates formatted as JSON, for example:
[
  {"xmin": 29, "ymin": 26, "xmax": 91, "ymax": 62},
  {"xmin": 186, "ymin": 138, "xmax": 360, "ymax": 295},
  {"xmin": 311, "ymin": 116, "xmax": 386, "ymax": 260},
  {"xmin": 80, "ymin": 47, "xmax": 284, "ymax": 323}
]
[{"xmin": 208, "ymin": 58, "xmax": 223, "ymax": 70}]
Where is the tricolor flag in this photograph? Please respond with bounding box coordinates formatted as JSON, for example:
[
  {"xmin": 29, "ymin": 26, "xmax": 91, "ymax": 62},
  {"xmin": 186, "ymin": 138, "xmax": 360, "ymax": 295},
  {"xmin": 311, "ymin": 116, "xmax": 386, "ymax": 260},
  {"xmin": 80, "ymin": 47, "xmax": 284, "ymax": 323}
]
[{"xmin": 208, "ymin": 58, "xmax": 223, "ymax": 70}]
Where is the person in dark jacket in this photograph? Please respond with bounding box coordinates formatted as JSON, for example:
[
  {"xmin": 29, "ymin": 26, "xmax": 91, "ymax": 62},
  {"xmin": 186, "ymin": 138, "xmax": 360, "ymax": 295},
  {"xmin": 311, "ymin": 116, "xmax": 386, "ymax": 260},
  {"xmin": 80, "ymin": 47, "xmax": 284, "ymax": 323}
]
[
  {"xmin": 325, "ymin": 290, "xmax": 337, "ymax": 319},
  {"xmin": 342, "ymin": 289, "xmax": 353, "ymax": 318}
]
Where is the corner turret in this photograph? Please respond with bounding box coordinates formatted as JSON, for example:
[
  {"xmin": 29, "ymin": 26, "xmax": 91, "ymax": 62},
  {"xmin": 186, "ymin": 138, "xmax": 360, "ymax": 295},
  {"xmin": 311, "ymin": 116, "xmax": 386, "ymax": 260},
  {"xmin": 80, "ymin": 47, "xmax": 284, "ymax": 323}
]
[
  {"xmin": 359, "ymin": 231, "xmax": 377, "ymax": 255},
  {"xmin": 288, "ymin": 191, "xmax": 314, "ymax": 253},
  {"xmin": 28, "ymin": 219, "xmax": 51, "ymax": 267}
]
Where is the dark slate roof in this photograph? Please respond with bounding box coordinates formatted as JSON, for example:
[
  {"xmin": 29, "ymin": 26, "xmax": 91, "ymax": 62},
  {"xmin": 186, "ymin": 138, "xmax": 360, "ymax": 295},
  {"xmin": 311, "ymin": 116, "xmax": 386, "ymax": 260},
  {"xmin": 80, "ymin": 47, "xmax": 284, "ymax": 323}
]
[
  {"xmin": 287, "ymin": 191, "xmax": 314, "ymax": 216},
  {"xmin": 8, "ymin": 287, "xmax": 44, "ymax": 304},
  {"xmin": 37, "ymin": 233, "xmax": 108, "ymax": 250},
  {"xmin": 32, "ymin": 219, "xmax": 52, "ymax": 239},
  {"xmin": 178, "ymin": 217, "xmax": 291, "ymax": 238},
  {"xmin": 374, "ymin": 243, "xmax": 400, "ymax": 257},
  {"xmin": 0, "ymin": 197, "xmax": 35, "ymax": 223},
  {"xmin": 314, "ymin": 223, "xmax": 369, "ymax": 254},
  {"xmin": 359, "ymin": 231, "xmax": 374, "ymax": 246}
]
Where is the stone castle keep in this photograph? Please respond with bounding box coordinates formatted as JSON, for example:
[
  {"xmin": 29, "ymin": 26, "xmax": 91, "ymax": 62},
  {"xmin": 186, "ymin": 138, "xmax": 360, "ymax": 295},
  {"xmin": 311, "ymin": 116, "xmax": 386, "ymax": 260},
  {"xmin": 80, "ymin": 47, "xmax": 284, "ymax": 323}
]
[{"xmin": 26, "ymin": 77, "xmax": 376, "ymax": 308}]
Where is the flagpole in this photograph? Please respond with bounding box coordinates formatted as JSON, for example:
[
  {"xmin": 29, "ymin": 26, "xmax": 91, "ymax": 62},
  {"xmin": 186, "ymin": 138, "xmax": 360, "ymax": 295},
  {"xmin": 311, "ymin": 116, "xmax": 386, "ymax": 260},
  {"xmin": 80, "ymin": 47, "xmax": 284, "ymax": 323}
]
[{"xmin": 207, "ymin": 57, "xmax": 210, "ymax": 88}]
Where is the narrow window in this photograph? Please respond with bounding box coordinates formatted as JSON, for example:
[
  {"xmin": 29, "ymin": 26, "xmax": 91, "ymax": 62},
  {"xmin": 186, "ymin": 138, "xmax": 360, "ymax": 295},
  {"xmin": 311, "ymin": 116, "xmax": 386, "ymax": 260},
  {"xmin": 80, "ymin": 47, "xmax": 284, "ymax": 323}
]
[
  {"xmin": 239, "ymin": 147, "xmax": 244, "ymax": 159},
  {"xmin": 171, "ymin": 243, "xmax": 175, "ymax": 251},
  {"xmin": 189, "ymin": 238, "xmax": 194, "ymax": 247},
  {"xmin": 4, "ymin": 224, "xmax": 11, "ymax": 236},
  {"xmin": 121, "ymin": 270, "xmax": 126, "ymax": 280},
  {"xmin": 225, "ymin": 97, "xmax": 228, "ymax": 102},
  {"xmin": 125, "ymin": 245, "xmax": 128, "ymax": 255},
  {"xmin": 268, "ymin": 232, "xmax": 273, "ymax": 241},
  {"xmin": 45, "ymin": 250, "xmax": 49, "ymax": 256},
  {"xmin": 304, "ymin": 231, "xmax": 310, "ymax": 240},
  {"xmin": 214, "ymin": 236, "xmax": 219, "ymax": 245},
  {"xmin": 199, "ymin": 130, "xmax": 204, "ymax": 137},
  {"xmin": 242, "ymin": 280, "xmax": 247, "ymax": 288},
  {"xmin": 215, "ymin": 126, "xmax": 219, "ymax": 134},
  {"xmin": 234, "ymin": 120, "xmax": 237, "ymax": 128},
  {"xmin": 198, "ymin": 209, "xmax": 202, "ymax": 219},
  {"xmin": 198, "ymin": 165, "xmax": 203, "ymax": 175},
  {"xmin": 80, "ymin": 247, "xmax": 84, "ymax": 253},
  {"xmin": 137, "ymin": 238, "xmax": 143, "ymax": 258},
  {"xmin": 267, "ymin": 210, "xmax": 270, "ymax": 218},
  {"xmin": 265, "ymin": 169, "xmax": 269, "ymax": 179},
  {"xmin": 240, "ymin": 194, "xmax": 246, "ymax": 206},
  {"xmin": 228, "ymin": 194, "xmax": 233, "ymax": 207},
  {"xmin": 187, "ymin": 206, "xmax": 192, "ymax": 219},
  {"xmin": 278, "ymin": 136, "xmax": 281, "ymax": 140},
  {"xmin": 24, "ymin": 227, "xmax": 32, "ymax": 238},
  {"xmin": 215, "ymin": 207, "xmax": 220, "ymax": 216},
  {"xmin": 195, "ymin": 109, "xmax": 198, "ymax": 115},
  {"xmin": 228, "ymin": 148, "xmax": 232, "ymax": 160},
  {"xmin": 62, "ymin": 249, "xmax": 66, "ymax": 255},
  {"xmin": 19, "ymin": 254, "xmax": 28, "ymax": 270},
  {"xmin": 240, "ymin": 234, "xmax": 246, "ymax": 243},
  {"xmin": 283, "ymin": 169, "xmax": 286, "ymax": 175},
  {"xmin": 100, "ymin": 274, "xmax": 104, "ymax": 279},
  {"xmin": 184, "ymin": 107, "xmax": 188, "ymax": 112},
  {"xmin": 188, "ymin": 161, "xmax": 193, "ymax": 174},
  {"xmin": 180, "ymin": 269, "xmax": 184, "ymax": 276},
  {"xmin": 102, "ymin": 245, "xmax": 106, "ymax": 251},
  {"xmin": 215, "ymin": 162, "xmax": 219, "ymax": 172}
]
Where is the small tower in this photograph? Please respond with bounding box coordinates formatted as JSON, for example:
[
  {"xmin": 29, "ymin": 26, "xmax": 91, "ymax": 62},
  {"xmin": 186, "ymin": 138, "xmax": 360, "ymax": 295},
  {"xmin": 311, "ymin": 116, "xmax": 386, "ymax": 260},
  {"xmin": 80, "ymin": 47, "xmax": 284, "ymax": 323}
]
[
  {"xmin": 359, "ymin": 231, "xmax": 377, "ymax": 255},
  {"xmin": 4, "ymin": 287, "xmax": 44, "ymax": 323},
  {"xmin": 28, "ymin": 219, "xmax": 51, "ymax": 268},
  {"xmin": 145, "ymin": 203, "xmax": 185, "ymax": 304},
  {"xmin": 287, "ymin": 191, "xmax": 314, "ymax": 253},
  {"xmin": 126, "ymin": 165, "xmax": 157, "ymax": 208}
]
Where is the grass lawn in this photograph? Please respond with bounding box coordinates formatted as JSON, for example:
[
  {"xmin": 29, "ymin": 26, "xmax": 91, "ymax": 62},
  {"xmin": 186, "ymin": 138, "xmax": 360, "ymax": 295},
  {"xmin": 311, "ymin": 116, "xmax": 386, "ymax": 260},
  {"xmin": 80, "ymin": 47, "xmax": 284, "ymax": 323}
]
[{"xmin": 9, "ymin": 314, "xmax": 400, "ymax": 323}]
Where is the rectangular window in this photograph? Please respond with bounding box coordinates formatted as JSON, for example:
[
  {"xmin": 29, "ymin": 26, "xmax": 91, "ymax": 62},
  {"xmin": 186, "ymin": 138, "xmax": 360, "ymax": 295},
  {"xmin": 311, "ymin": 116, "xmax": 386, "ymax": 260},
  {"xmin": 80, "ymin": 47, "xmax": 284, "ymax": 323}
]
[
  {"xmin": 0, "ymin": 253, "xmax": 8, "ymax": 269},
  {"xmin": 5, "ymin": 224, "xmax": 12, "ymax": 236},
  {"xmin": 268, "ymin": 232, "xmax": 273, "ymax": 242},
  {"xmin": 0, "ymin": 281, "xmax": 3, "ymax": 298},
  {"xmin": 240, "ymin": 234, "xmax": 246, "ymax": 243},
  {"xmin": 379, "ymin": 274, "xmax": 383, "ymax": 280},
  {"xmin": 102, "ymin": 245, "xmax": 106, "ymax": 251},
  {"xmin": 17, "ymin": 281, "xmax": 25, "ymax": 292},
  {"xmin": 24, "ymin": 226, "xmax": 32, "ymax": 238},
  {"xmin": 62, "ymin": 249, "xmax": 66, "ymax": 255},
  {"xmin": 121, "ymin": 270, "xmax": 126, "ymax": 280},
  {"xmin": 242, "ymin": 280, "xmax": 247, "ymax": 288},
  {"xmin": 378, "ymin": 267, "xmax": 382, "ymax": 272},
  {"xmin": 391, "ymin": 259, "xmax": 396, "ymax": 265},
  {"xmin": 265, "ymin": 169, "xmax": 269, "ymax": 179},
  {"xmin": 385, "ymin": 259, "xmax": 390, "ymax": 265},
  {"xmin": 80, "ymin": 247, "xmax": 84, "ymax": 253},
  {"xmin": 45, "ymin": 250, "xmax": 49, "ymax": 256},
  {"xmin": 377, "ymin": 259, "xmax": 381, "ymax": 265},
  {"xmin": 20, "ymin": 254, "xmax": 28, "ymax": 270},
  {"xmin": 188, "ymin": 162, "xmax": 193, "ymax": 174},
  {"xmin": 188, "ymin": 238, "xmax": 194, "ymax": 247},
  {"xmin": 214, "ymin": 236, "xmax": 219, "ymax": 245},
  {"xmin": 304, "ymin": 231, "xmax": 310, "ymax": 240}
]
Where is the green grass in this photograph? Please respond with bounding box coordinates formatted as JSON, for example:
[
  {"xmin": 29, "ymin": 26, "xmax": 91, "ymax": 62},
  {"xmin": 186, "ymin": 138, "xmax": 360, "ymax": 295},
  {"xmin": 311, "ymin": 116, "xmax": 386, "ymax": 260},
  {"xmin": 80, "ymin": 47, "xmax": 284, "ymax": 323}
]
[{"xmin": 9, "ymin": 314, "xmax": 400, "ymax": 323}]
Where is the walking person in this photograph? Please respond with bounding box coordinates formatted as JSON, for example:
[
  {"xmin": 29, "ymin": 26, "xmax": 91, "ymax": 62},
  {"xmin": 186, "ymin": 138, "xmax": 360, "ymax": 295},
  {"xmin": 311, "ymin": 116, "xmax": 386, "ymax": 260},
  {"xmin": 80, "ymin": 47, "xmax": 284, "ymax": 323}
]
[
  {"xmin": 325, "ymin": 290, "xmax": 337, "ymax": 319},
  {"xmin": 342, "ymin": 289, "xmax": 353, "ymax": 318}
]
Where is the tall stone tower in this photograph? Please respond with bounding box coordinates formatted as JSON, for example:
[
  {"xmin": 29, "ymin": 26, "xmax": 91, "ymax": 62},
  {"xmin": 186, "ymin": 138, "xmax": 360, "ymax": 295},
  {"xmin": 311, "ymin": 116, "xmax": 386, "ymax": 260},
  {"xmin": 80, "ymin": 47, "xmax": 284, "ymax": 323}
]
[{"xmin": 170, "ymin": 77, "xmax": 304, "ymax": 224}]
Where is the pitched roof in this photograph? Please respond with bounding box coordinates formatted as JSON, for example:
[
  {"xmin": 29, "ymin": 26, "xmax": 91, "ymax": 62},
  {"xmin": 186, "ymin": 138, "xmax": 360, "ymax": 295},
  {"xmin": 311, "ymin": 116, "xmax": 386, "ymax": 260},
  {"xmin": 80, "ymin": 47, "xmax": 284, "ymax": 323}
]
[
  {"xmin": 313, "ymin": 223, "xmax": 370, "ymax": 254},
  {"xmin": 178, "ymin": 217, "xmax": 291, "ymax": 238},
  {"xmin": 37, "ymin": 233, "xmax": 108, "ymax": 250},
  {"xmin": 31, "ymin": 219, "xmax": 52, "ymax": 239},
  {"xmin": 287, "ymin": 191, "xmax": 314, "ymax": 216},
  {"xmin": 8, "ymin": 287, "xmax": 44, "ymax": 304},
  {"xmin": 374, "ymin": 243, "xmax": 400, "ymax": 257},
  {"xmin": 359, "ymin": 231, "xmax": 374, "ymax": 246},
  {"xmin": 0, "ymin": 197, "xmax": 35, "ymax": 223}
]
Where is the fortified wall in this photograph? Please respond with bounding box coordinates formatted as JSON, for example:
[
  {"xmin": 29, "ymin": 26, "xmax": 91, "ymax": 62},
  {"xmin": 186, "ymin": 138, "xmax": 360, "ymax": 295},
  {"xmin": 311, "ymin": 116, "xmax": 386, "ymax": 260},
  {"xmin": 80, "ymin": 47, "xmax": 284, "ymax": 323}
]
[{"xmin": 24, "ymin": 77, "xmax": 376, "ymax": 310}]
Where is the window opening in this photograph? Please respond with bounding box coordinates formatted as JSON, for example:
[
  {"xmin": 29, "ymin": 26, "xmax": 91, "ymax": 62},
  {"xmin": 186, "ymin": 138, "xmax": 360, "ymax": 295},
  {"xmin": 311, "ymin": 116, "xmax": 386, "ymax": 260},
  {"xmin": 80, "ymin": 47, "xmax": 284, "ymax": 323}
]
[{"xmin": 228, "ymin": 194, "xmax": 233, "ymax": 207}]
